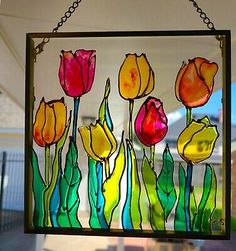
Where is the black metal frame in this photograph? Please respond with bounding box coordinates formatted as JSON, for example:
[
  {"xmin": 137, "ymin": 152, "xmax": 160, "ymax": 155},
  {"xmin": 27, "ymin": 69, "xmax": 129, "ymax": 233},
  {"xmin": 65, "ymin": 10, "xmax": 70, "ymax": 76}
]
[{"xmin": 25, "ymin": 30, "xmax": 231, "ymax": 239}]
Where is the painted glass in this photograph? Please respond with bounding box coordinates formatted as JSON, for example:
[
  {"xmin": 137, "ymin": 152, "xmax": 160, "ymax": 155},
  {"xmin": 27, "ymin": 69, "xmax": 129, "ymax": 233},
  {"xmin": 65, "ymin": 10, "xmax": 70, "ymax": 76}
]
[{"xmin": 25, "ymin": 31, "xmax": 231, "ymax": 239}]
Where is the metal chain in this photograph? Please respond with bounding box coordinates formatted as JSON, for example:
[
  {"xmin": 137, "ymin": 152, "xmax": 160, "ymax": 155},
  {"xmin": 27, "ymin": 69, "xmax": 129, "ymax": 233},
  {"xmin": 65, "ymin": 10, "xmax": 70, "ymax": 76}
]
[
  {"xmin": 34, "ymin": 0, "xmax": 82, "ymax": 61},
  {"xmin": 34, "ymin": 0, "xmax": 223, "ymax": 61},
  {"xmin": 189, "ymin": 0, "xmax": 223, "ymax": 48},
  {"xmin": 189, "ymin": 0, "xmax": 215, "ymax": 30}
]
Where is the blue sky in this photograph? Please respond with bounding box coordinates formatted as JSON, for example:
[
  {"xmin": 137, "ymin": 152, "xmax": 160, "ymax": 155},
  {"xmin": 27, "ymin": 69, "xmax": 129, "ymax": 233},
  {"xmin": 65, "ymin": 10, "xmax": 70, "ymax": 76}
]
[{"xmin": 167, "ymin": 83, "xmax": 236, "ymax": 125}]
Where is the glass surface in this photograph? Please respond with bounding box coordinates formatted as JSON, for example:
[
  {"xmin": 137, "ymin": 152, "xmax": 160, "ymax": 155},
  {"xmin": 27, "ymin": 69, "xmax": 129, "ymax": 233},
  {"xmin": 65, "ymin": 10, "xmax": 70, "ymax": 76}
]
[{"xmin": 25, "ymin": 31, "xmax": 230, "ymax": 239}]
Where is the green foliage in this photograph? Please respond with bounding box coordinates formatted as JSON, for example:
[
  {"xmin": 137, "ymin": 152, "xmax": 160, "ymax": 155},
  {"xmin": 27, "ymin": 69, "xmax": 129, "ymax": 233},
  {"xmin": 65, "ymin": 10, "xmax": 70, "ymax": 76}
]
[
  {"xmin": 174, "ymin": 163, "xmax": 186, "ymax": 231},
  {"xmin": 193, "ymin": 164, "xmax": 217, "ymax": 233},
  {"xmin": 122, "ymin": 139, "xmax": 142, "ymax": 230},
  {"xmin": 87, "ymin": 157, "xmax": 108, "ymax": 229},
  {"xmin": 142, "ymin": 154, "xmax": 165, "ymax": 230},
  {"xmin": 58, "ymin": 138, "xmax": 82, "ymax": 227},
  {"xmin": 231, "ymin": 216, "xmax": 236, "ymax": 231},
  {"xmin": 103, "ymin": 138, "xmax": 126, "ymax": 226},
  {"xmin": 157, "ymin": 145, "xmax": 177, "ymax": 221},
  {"xmin": 31, "ymin": 149, "xmax": 46, "ymax": 227}
]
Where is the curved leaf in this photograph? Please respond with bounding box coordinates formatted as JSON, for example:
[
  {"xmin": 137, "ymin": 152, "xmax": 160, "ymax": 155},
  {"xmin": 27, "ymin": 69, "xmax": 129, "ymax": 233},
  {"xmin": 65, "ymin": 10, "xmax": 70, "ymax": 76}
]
[
  {"xmin": 193, "ymin": 164, "xmax": 217, "ymax": 233},
  {"xmin": 31, "ymin": 149, "xmax": 45, "ymax": 227},
  {"xmin": 190, "ymin": 187, "xmax": 198, "ymax": 228},
  {"xmin": 141, "ymin": 154, "xmax": 165, "ymax": 230},
  {"xmin": 122, "ymin": 139, "xmax": 142, "ymax": 230},
  {"xmin": 103, "ymin": 136, "xmax": 126, "ymax": 226},
  {"xmin": 157, "ymin": 145, "xmax": 177, "ymax": 221},
  {"xmin": 57, "ymin": 138, "xmax": 82, "ymax": 227},
  {"xmin": 88, "ymin": 157, "xmax": 108, "ymax": 229},
  {"xmin": 50, "ymin": 165, "xmax": 61, "ymax": 227},
  {"xmin": 98, "ymin": 78, "xmax": 113, "ymax": 131},
  {"xmin": 174, "ymin": 163, "xmax": 186, "ymax": 231}
]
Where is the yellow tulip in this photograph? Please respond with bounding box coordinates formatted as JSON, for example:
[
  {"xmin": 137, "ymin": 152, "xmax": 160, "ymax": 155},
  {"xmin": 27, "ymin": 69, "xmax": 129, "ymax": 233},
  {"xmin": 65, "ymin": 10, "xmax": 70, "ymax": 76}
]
[
  {"xmin": 118, "ymin": 53, "xmax": 154, "ymax": 100},
  {"xmin": 78, "ymin": 121, "xmax": 117, "ymax": 162},
  {"xmin": 177, "ymin": 117, "xmax": 219, "ymax": 164}
]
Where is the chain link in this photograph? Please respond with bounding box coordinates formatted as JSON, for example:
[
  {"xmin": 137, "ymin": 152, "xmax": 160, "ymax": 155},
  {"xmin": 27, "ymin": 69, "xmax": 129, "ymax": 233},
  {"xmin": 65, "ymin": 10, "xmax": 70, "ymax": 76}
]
[
  {"xmin": 34, "ymin": 0, "xmax": 82, "ymax": 61},
  {"xmin": 189, "ymin": 0, "xmax": 223, "ymax": 49},
  {"xmin": 34, "ymin": 0, "xmax": 222, "ymax": 61},
  {"xmin": 189, "ymin": 0, "xmax": 215, "ymax": 30}
]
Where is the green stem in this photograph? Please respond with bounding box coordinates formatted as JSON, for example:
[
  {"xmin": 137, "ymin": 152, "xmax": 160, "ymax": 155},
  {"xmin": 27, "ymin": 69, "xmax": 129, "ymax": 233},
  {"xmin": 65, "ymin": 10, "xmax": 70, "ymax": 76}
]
[
  {"xmin": 186, "ymin": 107, "xmax": 192, "ymax": 126},
  {"xmin": 72, "ymin": 97, "xmax": 80, "ymax": 142},
  {"xmin": 43, "ymin": 145, "xmax": 60, "ymax": 227},
  {"xmin": 104, "ymin": 158, "xmax": 110, "ymax": 179},
  {"xmin": 185, "ymin": 163, "xmax": 193, "ymax": 231},
  {"xmin": 150, "ymin": 145, "xmax": 155, "ymax": 169},
  {"xmin": 43, "ymin": 113, "xmax": 72, "ymax": 227},
  {"xmin": 45, "ymin": 146, "xmax": 50, "ymax": 186},
  {"xmin": 128, "ymin": 100, "xmax": 134, "ymax": 142},
  {"xmin": 185, "ymin": 106, "xmax": 193, "ymax": 232}
]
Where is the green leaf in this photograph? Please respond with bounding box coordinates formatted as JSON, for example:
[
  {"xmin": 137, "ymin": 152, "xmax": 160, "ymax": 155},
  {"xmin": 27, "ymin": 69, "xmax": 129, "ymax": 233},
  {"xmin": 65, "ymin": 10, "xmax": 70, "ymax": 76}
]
[
  {"xmin": 174, "ymin": 163, "xmax": 186, "ymax": 231},
  {"xmin": 193, "ymin": 164, "xmax": 217, "ymax": 233},
  {"xmin": 98, "ymin": 78, "xmax": 113, "ymax": 131},
  {"xmin": 87, "ymin": 157, "xmax": 108, "ymax": 229},
  {"xmin": 103, "ymin": 136, "xmax": 126, "ymax": 226},
  {"xmin": 122, "ymin": 139, "xmax": 142, "ymax": 230},
  {"xmin": 190, "ymin": 187, "xmax": 198, "ymax": 227},
  {"xmin": 157, "ymin": 145, "xmax": 177, "ymax": 221},
  {"xmin": 58, "ymin": 138, "xmax": 82, "ymax": 228},
  {"xmin": 88, "ymin": 157, "xmax": 102, "ymax": 228},
  {"xmin": 31, "ymin": 149, "xmax": 46, "ymax": 227},
  {"xmin": 141, "ymin": 154, "xmax": 165, "ymax": 230}
]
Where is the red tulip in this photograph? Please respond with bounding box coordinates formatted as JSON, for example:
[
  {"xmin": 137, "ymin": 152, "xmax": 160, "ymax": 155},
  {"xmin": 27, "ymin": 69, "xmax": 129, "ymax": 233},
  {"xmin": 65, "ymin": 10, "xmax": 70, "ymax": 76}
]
[
  {"xmin": 134, "ymin": 97, "xmax": 168, "ymax": 147},
  {"xmin": 59, "ymin": 49, "xmax": 96, "ymax": 97},
  {"xmin": 175, "ymin": 57, "xmax": 218, "ymax": 108}
]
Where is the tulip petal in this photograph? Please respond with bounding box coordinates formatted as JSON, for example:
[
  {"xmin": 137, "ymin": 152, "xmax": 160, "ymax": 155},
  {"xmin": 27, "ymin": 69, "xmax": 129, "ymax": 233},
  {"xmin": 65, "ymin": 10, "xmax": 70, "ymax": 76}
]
[
  {"xmin": 175, "ymin": 62, "xmax": 188, "ymax": 101},
  {"xmin": 50, "ymin": 99, "xmax": 67, "ymax": 143},
  {"xmin": 141, "ymin": 105, "xmax": 167, "ymax": 146},
  {"xmin": 90, "ymin": 123, "xmax": 112, "ymax": 160},
  {"xmin": 143, "ymin": 69, "xmax": 155, "ymax": 97},
  {"xmin": 42, "ymin": 103, "xmax": 56, "ymax": 145},
  {"xmin": 75, "ymin": 50, "xmax": 96, "ymax": 93},
  {"xmin": 118, "ymin": 54, "xmax": 141, "ymax": 99},
  {"xmin": 134, "ymin": 103, "xmax": 146, "ymax": 144},
  {"xmin": 200, "ymin": 62, "xmax": 218, "ymax": 90},
  {"xmin": 193, "ymin": 57, "xmax": 208, "ymax": 76},
  {"xmin": 135, "ymin": 97, "xmax": 168, "ymax": 147},
  {"xmin": 33, "ymin": 99, "xmax": 46, "ymax": 147},
  {"xmin": 59, "ymin": 51, "xmax": 84, "ymax": 97},
  {"xmin": 137, "ymin": 54, "xmax": 152, "ymax": 97},
  {"xmin": 177, "ymin": 120, "xmax": 205, "ymax": 158},
  {"xmin": 87, "ymin": 52, "xmax": 96, "ymax": 93},
  {"xmin": 200, "ymin": 116, "xmax": 210, "ymax": 126},
  {"xmin": 183, "ymin": 126, "xmax": 219, "ymax": 164},
  {"xmin": 179, "ymin": 61, "xmax": 210, "ymax": 107},
  {"xmin": 79, "ymin": 126, "xmax": 101, "ymax": 161}
]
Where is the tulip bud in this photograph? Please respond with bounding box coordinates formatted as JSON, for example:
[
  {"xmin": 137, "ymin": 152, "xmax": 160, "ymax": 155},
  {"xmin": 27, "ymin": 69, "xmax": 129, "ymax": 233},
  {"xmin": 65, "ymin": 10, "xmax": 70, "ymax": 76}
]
[
  {"xmin": 59, "ymin": 49, "xmax": 96, "ymax": 97},
  {"xmin": 78, "ymin": 121, "xmax": 117, "ymax": 162},
  {"xmin": 118, "ymin": 53, "xmax": 154, "ymax": 100},
  {"xmin": 33, "ymin": 98, "xmax": 67, "ymax": 147},
  {"xmin": 134, "ymin": 97, "xmax": 168, "ymax": 147},
  {"xmin": 177, "ymin": 116, "xmax": 219, "ymax": 164},
  {"xmin": 175, "ymin": 57, "xmax": 218, "ymax": 108}
]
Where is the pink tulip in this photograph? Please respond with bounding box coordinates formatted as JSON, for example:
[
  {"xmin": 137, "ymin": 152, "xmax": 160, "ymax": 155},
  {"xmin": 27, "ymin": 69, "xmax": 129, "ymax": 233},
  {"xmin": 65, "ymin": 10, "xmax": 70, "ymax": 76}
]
[
  {"xmin": 59, "ymin": 49, "xmax": 96, "ymax": 97},
  {"xmin": 135, "ymin": 97, "xmax": 168, "ymax": 147}
]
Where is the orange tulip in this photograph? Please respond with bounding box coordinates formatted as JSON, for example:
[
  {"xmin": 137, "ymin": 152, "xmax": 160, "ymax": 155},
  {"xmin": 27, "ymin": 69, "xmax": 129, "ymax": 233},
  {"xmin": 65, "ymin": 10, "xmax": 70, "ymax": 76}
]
[
  {"xmin": 33, "ymin": 98, "xmax": 67, "ymax": 147},
  {"xmin": 175, "ymin": 57, "xmax": 218, "ymax": 108}
]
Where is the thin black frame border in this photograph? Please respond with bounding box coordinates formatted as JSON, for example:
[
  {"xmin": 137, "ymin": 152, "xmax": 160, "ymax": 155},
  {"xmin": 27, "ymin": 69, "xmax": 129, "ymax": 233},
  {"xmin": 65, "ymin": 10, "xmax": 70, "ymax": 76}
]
[{"xmin": 25, "ymin": 30, "xmax": 231, "ymax": 240}]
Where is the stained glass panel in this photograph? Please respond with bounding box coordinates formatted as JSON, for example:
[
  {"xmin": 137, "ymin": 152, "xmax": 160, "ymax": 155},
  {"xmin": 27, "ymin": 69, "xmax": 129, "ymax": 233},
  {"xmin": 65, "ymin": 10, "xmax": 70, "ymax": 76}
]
[{"xmin": 25, "ymin": 30, "xmax": 231, "ymax": 239}]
